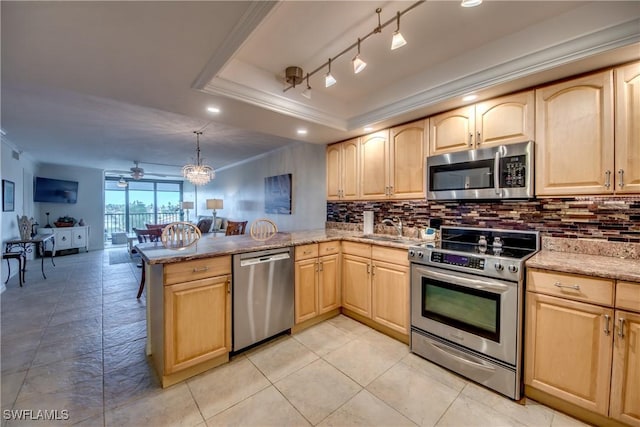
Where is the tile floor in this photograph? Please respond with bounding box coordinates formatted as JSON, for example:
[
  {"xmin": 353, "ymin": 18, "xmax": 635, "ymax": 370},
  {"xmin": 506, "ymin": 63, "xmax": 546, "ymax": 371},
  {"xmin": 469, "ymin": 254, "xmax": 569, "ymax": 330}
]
[{"xmin": 1, "ymin": 247, "xmax": 591, "ymax": 426}]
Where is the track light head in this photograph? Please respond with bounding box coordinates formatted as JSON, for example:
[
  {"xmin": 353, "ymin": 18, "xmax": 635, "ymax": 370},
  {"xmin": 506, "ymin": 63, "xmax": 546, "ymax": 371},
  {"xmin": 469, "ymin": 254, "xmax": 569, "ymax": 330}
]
[
  {"xmin": 325, "ymin": 58, "xmax": 336, "ymax": 87},
  {"xmin": 302, "ymin": 73, "xmax": 312, "ymax": 99},
  {"xmin": 391, "ymin": 11, "xmax": 407, "ymax": 50},
  {"xmin": 352, "ymin": 38, "xmax": 367, "ymax": 74}
]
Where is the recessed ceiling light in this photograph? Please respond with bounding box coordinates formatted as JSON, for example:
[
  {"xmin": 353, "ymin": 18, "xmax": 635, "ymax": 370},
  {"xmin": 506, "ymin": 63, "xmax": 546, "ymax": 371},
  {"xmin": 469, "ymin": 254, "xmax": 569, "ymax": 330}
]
[
  {"xmin": 207, "ymin": 106, "xmax": 220, "ymax": 113},
  {"xmin": 297, "ymin": 129, "xmax": 308, "ymax": 135},
  {"xmin": 364, "ymin": 126, "xmax": 374, "ymax": 132},
  {"xmin": 461, "ymin": 0, "xmax": 482, "ymax": 7},
  {"xmin": 462, "ymin": 94, "xmax": 478, "ymax": 102}
]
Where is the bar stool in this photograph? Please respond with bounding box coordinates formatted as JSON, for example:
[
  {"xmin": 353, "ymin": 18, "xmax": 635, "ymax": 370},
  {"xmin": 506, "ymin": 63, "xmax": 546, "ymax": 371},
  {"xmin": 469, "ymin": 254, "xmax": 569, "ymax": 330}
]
[{"xmin": 3, "ymin": 252, "xmax": 25, "ymax": 287}]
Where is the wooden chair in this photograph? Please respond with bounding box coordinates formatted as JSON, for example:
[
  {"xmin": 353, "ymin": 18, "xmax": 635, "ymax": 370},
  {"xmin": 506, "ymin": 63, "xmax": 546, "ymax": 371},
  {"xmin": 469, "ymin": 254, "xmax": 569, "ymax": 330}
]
[
  {"xmin": 225, "ymin": 220, "xmax": 248, "ymax": 236},
  {"xmin": 161, "ymin": 222, "xmax": 201, "ymax": 249},
  {"xmin": 133, "ymin": 227, "xmax": 162, "ymax": 299},
  {"xmin": 250, "ymin": 218, "xmax": 278, "ymax": 241},
  {"xmin": 3, "ymin": 252, "xmax": 25, "ymax": 287}
]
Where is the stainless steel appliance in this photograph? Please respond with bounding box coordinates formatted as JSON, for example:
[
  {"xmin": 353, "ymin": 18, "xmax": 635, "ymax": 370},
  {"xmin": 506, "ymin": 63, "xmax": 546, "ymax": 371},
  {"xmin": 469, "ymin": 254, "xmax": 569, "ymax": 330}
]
[
  {"xmin": 409, "ymin": 226, "xmax": 539, "ymax": 399},
  {"xmin": 232, "ymin": 247, "xmax": 294, "ymax": 352},
  {"xmin": 426, "ymin": 140, "xmax": 533, "ymax": 200}
]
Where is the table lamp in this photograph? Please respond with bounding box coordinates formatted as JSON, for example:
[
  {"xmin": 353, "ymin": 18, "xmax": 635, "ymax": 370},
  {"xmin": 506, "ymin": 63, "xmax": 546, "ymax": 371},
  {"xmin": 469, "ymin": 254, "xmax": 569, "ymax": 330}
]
[
  {"xmin": 206, "ymin": 199, "xmax": 224, "ymax": 230},
  {"xmin": 181, "ymin": 201, "xmax": 194, "ymax": 222}
]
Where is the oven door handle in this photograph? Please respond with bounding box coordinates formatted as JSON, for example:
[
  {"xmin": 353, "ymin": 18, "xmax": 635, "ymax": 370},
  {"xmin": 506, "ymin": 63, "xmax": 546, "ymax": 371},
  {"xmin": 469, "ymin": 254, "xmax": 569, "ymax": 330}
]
[
  {"xmin": 416, "ymin": 267, "xmax": 511, "ymax": 292},
  {"xmin": 429, "ymin": 340, "xmax": 496, "ymax": 373}
]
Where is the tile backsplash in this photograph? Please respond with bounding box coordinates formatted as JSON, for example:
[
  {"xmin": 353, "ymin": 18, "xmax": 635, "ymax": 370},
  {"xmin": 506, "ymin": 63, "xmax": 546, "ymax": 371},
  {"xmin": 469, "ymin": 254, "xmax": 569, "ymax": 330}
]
[{"xmin": 327, "ymin": 197, "xmax": 640, "ymax": 242}]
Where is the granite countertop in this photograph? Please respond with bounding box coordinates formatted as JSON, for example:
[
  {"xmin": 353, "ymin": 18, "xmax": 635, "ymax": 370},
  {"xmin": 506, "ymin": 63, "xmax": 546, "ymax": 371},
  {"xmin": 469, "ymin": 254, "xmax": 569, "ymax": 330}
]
[
  {"xmin": 526, "ymin": 250, "xmax": 640, "ymax": 283},
  {"xmin": 136, "ymin": 229, "xmax": 421, "ymax": 265}
]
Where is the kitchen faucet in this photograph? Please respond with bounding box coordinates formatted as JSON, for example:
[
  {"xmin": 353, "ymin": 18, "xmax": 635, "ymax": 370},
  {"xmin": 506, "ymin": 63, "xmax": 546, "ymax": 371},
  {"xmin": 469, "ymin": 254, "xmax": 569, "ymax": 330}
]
[{"xmin": 381, "ymin": 217, "xmax": 403, "ymax": 237}]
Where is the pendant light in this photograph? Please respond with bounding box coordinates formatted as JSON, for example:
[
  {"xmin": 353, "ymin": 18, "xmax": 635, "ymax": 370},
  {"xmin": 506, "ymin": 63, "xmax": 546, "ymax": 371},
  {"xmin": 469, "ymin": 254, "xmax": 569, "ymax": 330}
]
[
  {"xmin": 391, "ymin": 11, "xmax": 407, "ymax": 50},
  {"xmin": 182, "ymin": 131, "xmax": 215, "ymax": 186},
  {"xmin": 352, "ymin": 38, "xmax": 367, "ymax": 74},
  {"xmin": 117, "ymin": 176, "xmax": 128, "ymax": 188},
  {"xmin": 325, "ymin": 58, "xmax": 336, "ymax": 88}
]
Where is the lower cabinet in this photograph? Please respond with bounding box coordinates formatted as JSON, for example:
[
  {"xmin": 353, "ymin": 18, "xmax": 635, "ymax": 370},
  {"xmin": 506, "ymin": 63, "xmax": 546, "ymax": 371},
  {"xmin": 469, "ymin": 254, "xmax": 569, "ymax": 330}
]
[
  {"xmin": 525, "ymin": 269, "xmax": 640, "ymax": 426},
  {"xmin": 294, "ymin": 242, "xmax": 340, "ymax": 324},
  {"xmin": 341, "ymin": 242, "xmax": 410, "ymax": 337},
  {"xmin": 42, "ymin": 226, "xmax": 89, "ymax": 255}
]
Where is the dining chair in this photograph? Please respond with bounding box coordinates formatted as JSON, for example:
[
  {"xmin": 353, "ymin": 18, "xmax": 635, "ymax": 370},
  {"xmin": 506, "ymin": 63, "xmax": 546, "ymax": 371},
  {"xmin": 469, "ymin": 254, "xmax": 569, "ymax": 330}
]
[
  {"xmin": 161, "ymin": 221, "xmax": 201, "ymax": 249},
  {"xmin": 250, "ymin": 218, "xmax": 278, "ymax": 241},
  {"xmin": 225, "ymin": 220, "xmax": 248, "ymax": 236},
  {"xmin": 133, "ymin": 227, "xmax": 162, "ymax": 299}
]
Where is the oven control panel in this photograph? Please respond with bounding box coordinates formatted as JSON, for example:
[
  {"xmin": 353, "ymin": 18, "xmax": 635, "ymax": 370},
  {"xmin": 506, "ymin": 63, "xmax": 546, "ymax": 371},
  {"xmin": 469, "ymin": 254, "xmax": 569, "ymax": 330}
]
[{"xmin": 430, "ymin": 252, "xmax": 485, "ymax": 270}]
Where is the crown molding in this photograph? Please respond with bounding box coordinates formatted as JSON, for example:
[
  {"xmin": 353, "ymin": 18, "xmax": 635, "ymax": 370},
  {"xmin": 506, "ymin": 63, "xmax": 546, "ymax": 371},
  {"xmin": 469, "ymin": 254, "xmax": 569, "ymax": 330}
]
[
  {"xmin": 202, "ymin": 77, "xmax": 348, "ymax": 131},
  {"xmin": 192, "ymin": 1, "xmax": 278, "ymax": 90},
  {"xmin": 348, "ymin": 19, "xmax": 640, "ymax": 129}
]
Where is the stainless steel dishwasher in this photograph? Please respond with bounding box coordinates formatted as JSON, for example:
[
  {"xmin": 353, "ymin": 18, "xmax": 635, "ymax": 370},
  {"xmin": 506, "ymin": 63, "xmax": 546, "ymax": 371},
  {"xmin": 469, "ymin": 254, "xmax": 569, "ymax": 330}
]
[{"xmin": 232, "ymin": 247, "xmax": 294, "ymax": 351}]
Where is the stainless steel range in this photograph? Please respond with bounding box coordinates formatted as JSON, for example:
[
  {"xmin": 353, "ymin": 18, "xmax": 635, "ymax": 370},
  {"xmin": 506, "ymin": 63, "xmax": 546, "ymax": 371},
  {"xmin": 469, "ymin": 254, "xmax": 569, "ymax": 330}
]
[{"xmin": 409, "ymin": 226, "xmax": 539, "ymax": 400}]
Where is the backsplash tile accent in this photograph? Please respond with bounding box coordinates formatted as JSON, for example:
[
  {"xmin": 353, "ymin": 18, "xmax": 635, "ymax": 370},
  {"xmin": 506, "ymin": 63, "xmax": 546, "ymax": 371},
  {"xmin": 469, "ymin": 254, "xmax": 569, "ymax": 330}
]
[{"xmin": 327, "ymin": 197, "xmax": 640, "ymax": 243}]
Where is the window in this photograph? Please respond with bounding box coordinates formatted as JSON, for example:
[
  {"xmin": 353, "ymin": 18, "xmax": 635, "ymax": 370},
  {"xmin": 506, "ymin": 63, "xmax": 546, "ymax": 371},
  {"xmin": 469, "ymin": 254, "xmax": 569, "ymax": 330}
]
[{"xmin": 104, "ymin": 178, "xmax": 183, "ymax": 242}]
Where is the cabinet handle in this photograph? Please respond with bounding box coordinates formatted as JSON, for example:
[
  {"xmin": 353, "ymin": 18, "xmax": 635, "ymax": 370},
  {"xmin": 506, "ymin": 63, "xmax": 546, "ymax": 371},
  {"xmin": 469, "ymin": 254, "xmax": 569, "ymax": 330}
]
[
  {"xmin": 192, "ymin": 266, "xmax": 209, "ymax": 273},
  {"xmin": 389, "ymin": 186, "xmax": 393, "ymax": 196},
  {"xmin": 367, "ymin": 264, "xmax": 370, "ymax": 274},
  {"xmin": 618, "ymin": 169, "xmax": 625, "ymax": 189},
  {"xmin": 553, "ymin": 281, "xmax": 580, "ymax": 291},
  {"xmin": 604, "ymin": 170, "xmax": 611, "ymax": 189},
  {"xmin": 618, "ymin": 318, "xmax": 625, "ymax": 338},
  {"xmin": 303, "ymin": 250, "xmax": 312, "ymax": 255},
  {"xmin": 319, "ymin": 261, "xmax": 323, "ymax": 272},
  {"xmin": 468, "ymin": 132, "xmax": 473, "ymax": 147},
  {"xmin": 61, "ymin": 236, "xmax": 67, "ymax": 241},
  {"xmin": 372, "ymin": 265, "xmax": 376, "ymax": 275},
  {"xmin": 227, "ymin": 280, "xmax": 231, "ymax": 294},
  {"xmin": 476, "ymin": 131, "xmax": 482, "ymax": 145},
  {"xmin": 604, "ymin": 314, "xmax": 611, "ymax": 336}
]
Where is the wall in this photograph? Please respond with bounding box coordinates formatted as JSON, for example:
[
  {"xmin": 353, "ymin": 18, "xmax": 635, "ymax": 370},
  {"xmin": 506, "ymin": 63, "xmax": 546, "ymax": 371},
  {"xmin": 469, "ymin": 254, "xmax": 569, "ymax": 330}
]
[
  {"xmin": 327, "ymin": 197, "xmax": 640, "ymax": 242},
  {"xmin": 35, "ymin": 164, "xmax": 105, "ymax": 251},
  {"xmin": 198, "ymin": 142, "xmax": 327, "ymax": 232}
]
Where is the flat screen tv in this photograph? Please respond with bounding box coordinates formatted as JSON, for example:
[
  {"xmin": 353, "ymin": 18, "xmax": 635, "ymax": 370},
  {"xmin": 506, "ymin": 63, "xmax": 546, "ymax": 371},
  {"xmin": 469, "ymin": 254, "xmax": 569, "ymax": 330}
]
[{"xmin": 33, "ymin": 177, "xmax": 78, "ymax": 204}]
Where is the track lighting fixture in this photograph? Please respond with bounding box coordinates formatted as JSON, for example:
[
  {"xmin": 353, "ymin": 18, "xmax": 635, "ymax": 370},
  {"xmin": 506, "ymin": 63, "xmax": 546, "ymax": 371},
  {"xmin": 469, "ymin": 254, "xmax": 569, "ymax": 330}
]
[
  {"xmin": 325, "ymin": 58, "xmax": 337, "ymax": 88},
  {"xmin": 390, "ymin": 12, "xmax": 407, "ymax": 50},
  {"xmin": 352, "ymin": 38, "xmax": 367, "ymax": 74},
  {"xmin": 282, "ymin": 1, "xmax": 426, "ymax": 95}
]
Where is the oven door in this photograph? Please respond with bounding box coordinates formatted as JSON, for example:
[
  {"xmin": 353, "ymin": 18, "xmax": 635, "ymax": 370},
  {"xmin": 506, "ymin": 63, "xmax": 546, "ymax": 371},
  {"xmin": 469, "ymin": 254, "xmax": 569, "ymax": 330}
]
[{"xmin": 411, "ymin": 264, "xmax": 519, "ymax": 365}]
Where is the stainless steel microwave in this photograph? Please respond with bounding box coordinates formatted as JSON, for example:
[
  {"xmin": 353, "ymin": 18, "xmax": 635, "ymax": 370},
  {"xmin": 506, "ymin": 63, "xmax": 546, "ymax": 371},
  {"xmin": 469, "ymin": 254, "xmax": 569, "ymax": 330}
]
[{"xmin": 426, "ymin": 140, "xmax": 534, "ymax": 200}]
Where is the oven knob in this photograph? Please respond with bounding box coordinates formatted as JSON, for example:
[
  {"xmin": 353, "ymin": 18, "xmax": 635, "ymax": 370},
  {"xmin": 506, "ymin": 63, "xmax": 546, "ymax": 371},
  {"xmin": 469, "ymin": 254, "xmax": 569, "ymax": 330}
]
[
  {"xmin": 508, "ymin": 265, "xmax": 518, "ymax": 273},
  {"xmin": 409, "ymin": 250, "xmax": 415, "ymax": 257},
  {"xmin": 494, "ymin": 263, "xmax": 504, "ymax": 271},
  {"xmin": 417, "ymin": 251, "xmax": 424, "ymax": 258}
]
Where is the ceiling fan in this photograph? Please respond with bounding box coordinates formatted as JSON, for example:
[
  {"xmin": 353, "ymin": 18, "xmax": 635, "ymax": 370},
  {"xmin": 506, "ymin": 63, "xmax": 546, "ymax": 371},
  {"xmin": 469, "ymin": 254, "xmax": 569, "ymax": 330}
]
[{"xmin": 105, "ymin": 161, "xmax": 183, "ymax": 180}]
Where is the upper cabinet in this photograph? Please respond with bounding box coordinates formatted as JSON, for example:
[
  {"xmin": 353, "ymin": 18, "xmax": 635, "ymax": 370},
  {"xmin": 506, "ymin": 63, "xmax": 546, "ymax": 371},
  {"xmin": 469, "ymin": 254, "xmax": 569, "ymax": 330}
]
[
  {"xmin": 535, "ymin": 70, "xmax": 615, "ymax": 196},
  {"xmin": 614, "ymin": 61, "xmax": 640, "ymax": 194},
  {"xmin": 389, "ymin": 121, "xmax": 428, "ymax": 199},
  {"xmin": 429, "ymin": 91, "xmax": 534, "ymax": 156},
  {"xmin": 326, "ymin": 138, "xmax": 359, "ymax": 201},
  {"xmin": 360, "ymin": 130, "xmax": 390, "ymax": 199}
]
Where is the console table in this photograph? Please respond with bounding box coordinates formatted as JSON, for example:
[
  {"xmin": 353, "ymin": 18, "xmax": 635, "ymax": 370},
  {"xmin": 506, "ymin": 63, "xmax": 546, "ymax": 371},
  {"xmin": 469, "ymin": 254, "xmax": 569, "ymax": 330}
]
[
  {"xmin": 4, "ymin": 234, "xmax": 56, "ymax": 280},
  {"xmin": 38, "ymin": 226, "xmax": 89, "ymax": 255}
]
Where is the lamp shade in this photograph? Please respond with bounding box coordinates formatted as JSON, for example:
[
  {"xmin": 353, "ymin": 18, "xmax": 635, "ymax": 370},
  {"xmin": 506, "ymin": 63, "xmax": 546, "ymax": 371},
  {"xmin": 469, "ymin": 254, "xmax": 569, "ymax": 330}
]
[
  {"xmin": 206, "ymin": 199, "xmax": 224, "ymax": 210},
  {"xmin": 181, "ymin": 201, "xmax": 194, "ymax": 209}
]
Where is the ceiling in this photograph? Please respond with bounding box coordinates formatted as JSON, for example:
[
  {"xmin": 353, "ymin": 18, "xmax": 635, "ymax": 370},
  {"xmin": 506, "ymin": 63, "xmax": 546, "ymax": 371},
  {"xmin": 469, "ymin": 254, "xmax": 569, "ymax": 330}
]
[{"xmin": 2, "ymin": 1, "xmax": 639, "ymax": 180}]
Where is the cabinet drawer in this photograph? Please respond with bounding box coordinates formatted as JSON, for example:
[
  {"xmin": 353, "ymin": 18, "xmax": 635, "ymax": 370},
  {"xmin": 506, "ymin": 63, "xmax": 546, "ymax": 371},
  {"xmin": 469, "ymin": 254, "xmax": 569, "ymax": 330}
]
[
  {"xmin": 372, "ymin": 245, "xmax": 409, "ymax": 266},
  {"xmin": 295, "ymin": 244, "xmax": 318, "ymax": 261},
  {"xmin": 342, "ymin": 241, "xmax": 371, "ymax": 258},
  {"xmin": 615, "ymin": 281, "xmax": 640, "ymax": 312},
  {"xmin": 164, "ymin": 256, "xmax": 231, "ymax": 285},
  {"xmin": 527, "ymin": 268, "xmax": 614, "ymax": 306},
  {"xmin": 319, "ymin": 241, "xmax": 340, "ymax": 256}
]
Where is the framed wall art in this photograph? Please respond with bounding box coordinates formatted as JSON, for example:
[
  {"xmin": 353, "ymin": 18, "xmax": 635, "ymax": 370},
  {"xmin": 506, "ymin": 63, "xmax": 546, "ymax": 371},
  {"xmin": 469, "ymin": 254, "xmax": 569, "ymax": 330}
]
[
  {"xmin": 3, "ymin": 179, "xmax": 15, "ymax": 212},
  {"xmin": 264, "ymin": 173, "xmax": 292, "ymax": 215}
]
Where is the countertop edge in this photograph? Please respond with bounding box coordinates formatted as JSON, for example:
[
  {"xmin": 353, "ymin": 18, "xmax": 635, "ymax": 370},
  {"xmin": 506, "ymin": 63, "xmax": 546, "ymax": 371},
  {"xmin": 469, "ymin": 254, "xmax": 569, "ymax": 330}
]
[{"xmin": 526, "ymin": 250, "xmax": 640, "ymax": 283}]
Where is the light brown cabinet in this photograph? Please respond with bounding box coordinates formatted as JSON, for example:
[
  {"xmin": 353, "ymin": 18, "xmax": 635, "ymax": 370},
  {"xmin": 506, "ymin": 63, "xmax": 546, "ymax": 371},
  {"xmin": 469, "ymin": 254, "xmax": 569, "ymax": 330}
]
[
  {"xmin": 429, "ymin": 91, "xmax": 534, "ymax": 155},
  {"xmin": 526, "ymin": 269, "xmax": 640, "ymax": 425},
  {"xmin": 155, "ymin": 256, "xmax": 232, "ymax": 386},
  {"xmin": 389, "ymin": 120, "xmax": 428, "ymax": 199},
  {"xmin": 360, "ymin": 130, "xmax": 390, "ymax": 199},
  {"xmin": 326, "ymin": 138, "xmax": 359, "ymax": 200},
  {"xmin": 614, "ymin": 61, "xmax": 640, "ymax": 194},
  {"xmin": 341, "ymin": 242, "xmax": 409, "ymax": 337},
  {"xmin": 294, "ymin": 242, "xmax": 340, "ymax": 324}
]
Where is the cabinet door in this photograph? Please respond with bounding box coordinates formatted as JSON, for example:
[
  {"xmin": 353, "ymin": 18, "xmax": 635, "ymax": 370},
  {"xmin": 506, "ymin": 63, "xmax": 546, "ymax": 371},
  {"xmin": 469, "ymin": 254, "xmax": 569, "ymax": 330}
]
[
  {"xmin": 72, "ymin": 227, "xmax": 87, "ymax": 250},
  {"xmin": 55, "ymin": 229, "xmax": 72, "ymax": 250},
  {"xmin": 610, "ymin": 310, "xmax": 640, "ymax": 426},
  {"xmin": 360, "ymin": 130, "xmax": 389, "ymax": 199},
  {"xmin": 326, "ymin": 144, "xmax": 342, "ymax": 200},
  {"xmin": 389, "ymin": 120, "xmax": 427, "ymax": 199},
  {"xmin": 295, "ymin": 258, "xmax": 319, "ymax": 324},
  {"xmin": 164, "ymin": 275, "xmax": 231, "ymax": 374},
  {"xmin": 371, "ymin": 260, "xmax": 409, "ymax": 335},
  {"xmin": 525, "ymin": 292, "xmax": 613, "ymax": 415},
  {"xmin": 475, "ymin": 91, "xmax": 534, "ymax": 147},
  {"xmin": 429, "ymin": 105, "xmax": 475, "ymax": 155},
  {"xmin": 535, "ymin": 71, "xmax": 614, "ymax": 196},
  {"xmin": 342, "ymin": 138, "xmax": 360, "ymax": 200},
  {"xmin": 342, "ymin": 254, "xmax": 371, "ymax": 318},
  {"xmin": 615, "ymin": 62, "xmax": 640, "ymax": 194},
  {"xmin": 318, "ymin": 254, "xmax": 340, "ymax": 314}
]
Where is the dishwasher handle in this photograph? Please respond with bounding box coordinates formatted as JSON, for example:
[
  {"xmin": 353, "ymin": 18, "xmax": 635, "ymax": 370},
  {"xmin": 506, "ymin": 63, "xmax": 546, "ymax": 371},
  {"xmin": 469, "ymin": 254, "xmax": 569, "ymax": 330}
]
[{"xmin": 239, "ymin": 252, "xmax": 290, "ymax": 267}]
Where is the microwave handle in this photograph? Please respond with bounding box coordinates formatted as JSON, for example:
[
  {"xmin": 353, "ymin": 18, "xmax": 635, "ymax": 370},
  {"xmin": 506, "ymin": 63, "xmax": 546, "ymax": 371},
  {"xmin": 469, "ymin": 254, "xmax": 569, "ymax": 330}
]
[{"xmin": 494, "ymin": 152, "xmax": 502, "ymax": 196}]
